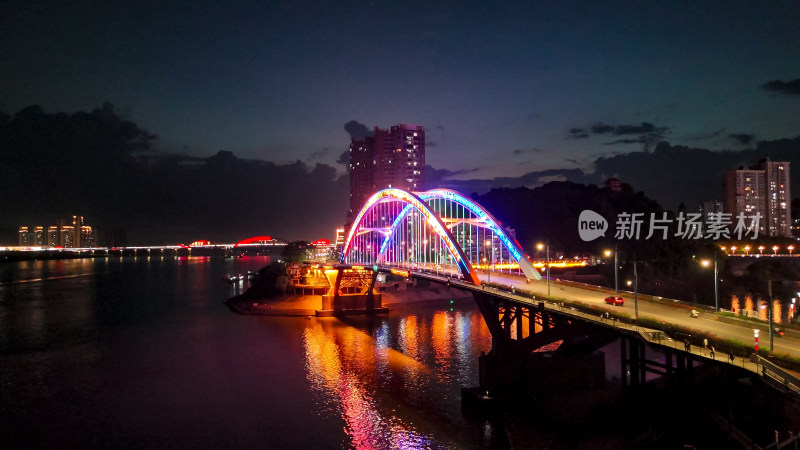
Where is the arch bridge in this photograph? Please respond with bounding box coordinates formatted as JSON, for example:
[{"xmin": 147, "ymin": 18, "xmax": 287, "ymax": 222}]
[{"xmin": 341, "ymin": 188, "xmax": 541, "ymax": 284}]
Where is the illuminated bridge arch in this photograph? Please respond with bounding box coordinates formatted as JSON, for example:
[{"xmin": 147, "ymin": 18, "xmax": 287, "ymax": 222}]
[{"xmin": 341, "ymin": 188, "xmax": 541, "ymax": 284}]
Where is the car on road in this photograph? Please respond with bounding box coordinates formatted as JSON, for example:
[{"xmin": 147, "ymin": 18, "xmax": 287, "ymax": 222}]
[{"xmin": 604, "ymin": 296, "xmax": 624, "ymax": 306}]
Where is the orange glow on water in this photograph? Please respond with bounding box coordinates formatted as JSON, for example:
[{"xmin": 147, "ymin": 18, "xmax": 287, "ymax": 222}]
[{"xmin": 302, "ymin": 319, "xmax": 434, "ymax": 448}]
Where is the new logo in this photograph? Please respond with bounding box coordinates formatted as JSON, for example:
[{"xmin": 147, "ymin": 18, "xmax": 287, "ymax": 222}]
[{"xmin": 578, "ymin": 210, "xmax": 608, "ymax": 241}]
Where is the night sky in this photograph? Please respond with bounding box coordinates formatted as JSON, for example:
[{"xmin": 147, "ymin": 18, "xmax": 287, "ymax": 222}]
[{"xmin": 2, "ymin": 1, "xmax": 800, "ymax": 242}]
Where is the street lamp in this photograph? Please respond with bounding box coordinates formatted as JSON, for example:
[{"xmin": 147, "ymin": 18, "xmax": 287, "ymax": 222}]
[
  {"xmin": 744, "ymin": 245, "xmax": 750, "ymax": 256},
  {"xmin": 758, "ymin": 245, "xmax": 765, "ymax": 255},
  {"xmin": 633, "ymin": 259, "xmax": 639, "ymax": 325},
  {"xmin": 730, "ymin": 245, "xmax": 737, "ymax": 255},
  {"xmin": 484, "ymin": 239, "xmax": 492, "ymax": 283},
  {"xmin": 701, "ymin": 257, "xmax": 719, "ymax": 312},
  {"xmin": 760, "ymin": 302, "xmax": 774, "ymax": 351},
  {"xmin": 537, "ymin": 241, "xmax": 550, "ymax": 296},
  {"xmin": 772, "ymin": 245, "xmax": 779, "ymax": 256},
  {"xmin": 605, "ymin": 245, "xmax": 619, "ymax": 296},
  {"xmin": 789, "ymin": 245, "xmax": 795, "ymax": 256}
]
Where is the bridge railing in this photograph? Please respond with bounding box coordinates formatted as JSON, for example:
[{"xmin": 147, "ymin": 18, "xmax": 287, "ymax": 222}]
[{"xmin": 750, "ymin": 354, "xmax": 800, "ymax": 398}]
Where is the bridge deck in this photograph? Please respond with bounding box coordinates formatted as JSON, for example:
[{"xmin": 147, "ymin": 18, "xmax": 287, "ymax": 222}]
[{"xmin": 408, "ymin": 269, "xmax": 800, "ymax": 399}]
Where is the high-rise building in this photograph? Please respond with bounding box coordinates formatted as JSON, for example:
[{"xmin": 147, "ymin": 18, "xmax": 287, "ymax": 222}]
[
  {"xmin": 47, "ymin": 226, "xmax": 59, "ymax": 246},
  {"xmin": 699, "ymin": 200, "xmax": 724, "ymax": 221},
  {"xmin": 33, "ymin": 226, "xmax": 44, "ymax": 246},
  {"xmin": 723, "ymin": 159, "xmax": 791, "ymax": 237},
  {"xmin": 60, "ymin": 225, "xmax": 75, "ymax": 247},
  {"xmin": 348, "ymin": 123, "xmax": 425, "ymax": 223},
  {"xmin": 72, "ymin": 215, "xmax": 84, "ymax": 248},
  {"xmin": 762, "ymin": 160, "xmax": 791, "ymax": 237},
  {"xmin": 334, "ymin": 227, "xmax": 345, "ymax": 250},
  {"xmin": 18, "ymin": 227, "xmax": 31, "ymax": 246}
]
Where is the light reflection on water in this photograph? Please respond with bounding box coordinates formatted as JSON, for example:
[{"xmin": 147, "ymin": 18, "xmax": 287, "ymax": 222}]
[
  {"xmin": 302, "ymin": 310, "xmax": 493, "ymax": 449},
  {"xmin": 1, "ymin": 257, "xmax": 499, "ymax": 449}
]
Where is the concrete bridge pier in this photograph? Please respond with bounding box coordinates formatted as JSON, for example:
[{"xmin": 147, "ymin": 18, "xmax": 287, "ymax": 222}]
[
  {"xmin": 464, "ymin": 293, "xmax": 610, "ymax": 411},
  {"xmin": 620, "ymin": 337, "xmax": 697, "ymax": 397},
  {"xmin": 317, "ymin": 266, "xmax": 389, "ymax": 316}
]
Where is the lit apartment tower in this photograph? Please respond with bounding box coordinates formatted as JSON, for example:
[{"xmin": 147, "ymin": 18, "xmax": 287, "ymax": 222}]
[
  {"xmin": 373, "ymin": 124, "xmax": 425, "ymax": 192},
  {"xmin": 348, "ymin": 123, "xmax": 425, "ymax": 223},
  {"xmin": 80, "ymin": 226, "xmax": 95, "ymax": 248},
  {"xmin": 60, "ymin": 226, "xmax": 75, "ymax": 247},
  {"xmin": 723, "ymin": 159, "xmax": 791, "ymax": 237},
  {"xmin": 47, "ymin": 226, "xmax": 59, "ymax": 246},
  {"xmin": 349, "ymin": 135, "xmax": 376, "ymax": 223},
  {"xmin": 33, "ymin": 226, "xmax": 45, "ymax": 246},
  {"xmin": 18, "ymin": 227, "xmax": 31, "ymax": 246},
  {"xmin": 72, "ymin": 215, "xmax": 84, "ymax": 248},
  {"xmin": 761, "ymin": 159, "xmax": 791, "ymax": 237}
]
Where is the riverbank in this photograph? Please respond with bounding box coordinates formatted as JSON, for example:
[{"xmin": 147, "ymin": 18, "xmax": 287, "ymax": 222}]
[{"xmin": 225, "ymin": 283, "xmax": 475, "ymax": 316}]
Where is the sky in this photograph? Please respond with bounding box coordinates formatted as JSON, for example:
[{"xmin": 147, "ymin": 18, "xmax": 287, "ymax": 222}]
[{"xmin": 2, "ymin": 1, "xmax": 800, "ymax": 241}]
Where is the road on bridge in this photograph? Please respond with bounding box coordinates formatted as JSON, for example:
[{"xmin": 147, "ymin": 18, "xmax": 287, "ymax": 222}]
[{"xmin": 467, "ymin": 270, "xmax": 800, "ymax": 359}]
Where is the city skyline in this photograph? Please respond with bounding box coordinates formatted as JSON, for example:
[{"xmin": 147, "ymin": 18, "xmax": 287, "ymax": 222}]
[{"xmin": 2, "ymin": 1, "xmax": 800, "ymax": 242}]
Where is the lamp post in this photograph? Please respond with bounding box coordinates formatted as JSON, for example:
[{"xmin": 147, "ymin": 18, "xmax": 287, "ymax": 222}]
[
  {"xmin": 633, "ymin": 259, "xmax": 639, "ymax": 325},
  {"xmin": 538, "ymin": 241, "xmax": 551, "ymax": 296},
  {"xmin": 484, "ymin": 239, "xmax": 492, "ymax": 284},
  {"xmin": 701, "ymin": 257, "xmax": 719, "ymax": 313},
  {"xmin": 766, "ymin": 274, "xmax": 774, "ymax": 351},
  {"xmin": 605, "ymin": 245, "xmax": 619, "ymax": 295}
]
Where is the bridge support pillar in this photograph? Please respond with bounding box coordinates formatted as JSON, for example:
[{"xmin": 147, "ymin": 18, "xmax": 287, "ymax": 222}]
[
  {"xmin": 621, "ymin": 337, "xmax": 648, "ymax": 392},
  {"xmin": 465, "ymin": 293, "xmax": 608, "ymax": 411},
  {"xmin": 318, "ymin": 267, "xmax": 389, "ymax": 317}
]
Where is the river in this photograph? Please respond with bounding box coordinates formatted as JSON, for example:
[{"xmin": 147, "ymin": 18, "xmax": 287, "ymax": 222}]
[{"xmin": 0, "ymin": 256, "xmax": 505, "ymax": 449}]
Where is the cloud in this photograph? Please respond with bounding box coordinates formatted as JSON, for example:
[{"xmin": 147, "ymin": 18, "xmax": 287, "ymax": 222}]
[
  {"xmin": 684, "ymin": 128, "xmax": 726, "ymax": 142},
  {"xmin": 435, "ymin": 125, "xmax": 444, "ymax": 131},
  {"xmin": 568, "ymin": 121, "xmax": 669, "ymax": 150},
  {"xmin": 512, "ymin": 147, "xmax": 541, "ymax": 155},
  {"xmin": 309, "ymin": 147, "xmax": 329, "ymax": 160},
  {"xmin": 570, "ymin": 122, "xmax": 668, "ymax": 143},
  {"xmin": 591, "ymin": 121, "xmax": 665, "ymax": 136},
  {"xmin": 590, "ymin": 123, "xmax": 615, "ymax": 134},
  {"xmin": 344, "ymin": 120, "xmax": 371, "ymax": 139},
  {"xmin": 762, "ymin": 78, "xmax": 800, "ymax": 95},
  {"xmin": 426, "ymin": 166, "xmax": 482, "ymax": 184},
  {"xmin": 729, "ymin": 133, "xmax": 755, "ymax": 145},
  {"xmin": 564, "ymin": 158, "xmax": 579, "ymax": 165},
  {"xmin": 426, "ymin": 165, "xmax": 592, "ymax": 195},
  {"xmin": 568, "ymin": 128, "xmax": 590, "ymax": 139},
  {"xmin": 426, "ymin": 140, "xmax": 437, "ymax": 147},
  {"xmin": 336, "ymin": 150, "xmax": 349, "ymax": 165},
  {"xmin": 603, "ymin": 138, "xmax": 645, "ymax": 145}
]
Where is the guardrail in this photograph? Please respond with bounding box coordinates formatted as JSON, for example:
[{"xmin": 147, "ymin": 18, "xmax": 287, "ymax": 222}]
[{"xmin": 750, "ymin": 354, "xmax": 800, "ymax": 398}]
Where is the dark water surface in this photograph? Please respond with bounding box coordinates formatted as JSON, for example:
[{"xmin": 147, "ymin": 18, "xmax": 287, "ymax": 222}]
[{"xmin": 1, "ymin": 257, "xmax": 500, "ymax": 449}]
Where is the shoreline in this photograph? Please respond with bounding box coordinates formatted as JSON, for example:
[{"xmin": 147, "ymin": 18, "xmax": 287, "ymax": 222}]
[{"xmin": 225, "ymin": 284, "xmax": 475, "ymax": 316}]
